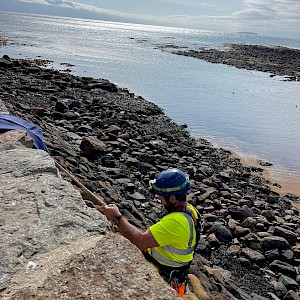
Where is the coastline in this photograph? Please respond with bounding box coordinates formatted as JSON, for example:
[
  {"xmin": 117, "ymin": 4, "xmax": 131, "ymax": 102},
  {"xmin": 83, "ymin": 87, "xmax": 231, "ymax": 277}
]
[
  {"xmin": 169, "ymin": 42, "xmax": 300, "ymax": 196},
  {"xmin": 1, "ymin": 33, "xmax": 300, "ymax": 198},
  {"xmin": 172, "ymin": 43, "xmax": 300, "ymax": 82},
  {"xmin": 1, "ymin": 53, "xmax": 300, "ymax": 298},
  {"xmin": 230, "ymin": 150, "xmax": 300, "ymax": 197}
]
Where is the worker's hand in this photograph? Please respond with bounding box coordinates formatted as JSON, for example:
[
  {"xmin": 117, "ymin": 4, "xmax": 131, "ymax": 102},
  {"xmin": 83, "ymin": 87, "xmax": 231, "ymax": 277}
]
[{"xmin": 102, "ymin": 204, "xmax": 121, "ymax": 221}]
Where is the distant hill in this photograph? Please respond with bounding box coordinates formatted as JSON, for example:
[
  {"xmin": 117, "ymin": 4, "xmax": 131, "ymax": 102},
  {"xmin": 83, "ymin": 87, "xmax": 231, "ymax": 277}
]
[
  {"xmin": 0, "ymin": 0, "xmax": 146, "ymax": 24},
  {"xmin": 236, "ymin": 32, "xmax": 258, "ymax": 35}
]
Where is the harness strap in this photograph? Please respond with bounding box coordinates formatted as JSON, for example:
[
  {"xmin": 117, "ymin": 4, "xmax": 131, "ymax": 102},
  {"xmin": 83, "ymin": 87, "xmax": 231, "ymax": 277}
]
[
  {"xmin": 150, "ymin": 248, "xmax": 190, "ymax": 267},
  {"xmin": 143, "ymin": 250, "xmax": 190, "ymax": 283}
]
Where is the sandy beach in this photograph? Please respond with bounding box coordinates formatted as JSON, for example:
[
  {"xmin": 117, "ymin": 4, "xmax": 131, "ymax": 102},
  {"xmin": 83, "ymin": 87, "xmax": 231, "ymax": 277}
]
[{"xmin": 230, "ymin": 150, "xmax": 300, "ymax": 205}]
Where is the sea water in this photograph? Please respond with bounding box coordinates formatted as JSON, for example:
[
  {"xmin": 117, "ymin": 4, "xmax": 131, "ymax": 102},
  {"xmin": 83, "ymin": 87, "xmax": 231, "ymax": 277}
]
[{"xmin": 1, "ymin": 12, "xmax": 300, "ymax": 178}]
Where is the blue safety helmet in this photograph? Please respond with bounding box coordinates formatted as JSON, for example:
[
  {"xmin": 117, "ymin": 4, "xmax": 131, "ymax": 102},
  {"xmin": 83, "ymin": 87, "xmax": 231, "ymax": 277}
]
[{"xmin": 149, "ymin": 168, "xmax": 190, "ymax": 197}]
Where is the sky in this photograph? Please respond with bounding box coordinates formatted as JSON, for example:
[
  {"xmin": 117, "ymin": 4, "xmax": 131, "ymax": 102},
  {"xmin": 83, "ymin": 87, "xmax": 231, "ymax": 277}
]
[{"xmin": 1, "ymin": 0, "xmax": 300, "ymax": 39}]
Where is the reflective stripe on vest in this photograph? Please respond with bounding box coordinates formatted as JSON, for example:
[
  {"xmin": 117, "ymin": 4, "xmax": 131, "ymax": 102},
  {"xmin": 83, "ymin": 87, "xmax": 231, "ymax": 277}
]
[
  {"xmin": 150, "ymin": 207, "xmax": 196, "ymax": 267},
  {"xmin": 150, "ymin": 248, "xmax": 190, "ymax": 267}
]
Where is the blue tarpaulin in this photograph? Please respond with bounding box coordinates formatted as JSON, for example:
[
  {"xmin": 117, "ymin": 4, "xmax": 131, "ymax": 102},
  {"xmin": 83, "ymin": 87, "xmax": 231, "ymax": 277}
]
[{"xmin": 0, "ymin": 114, "xmax": 49, "ymax": 153}]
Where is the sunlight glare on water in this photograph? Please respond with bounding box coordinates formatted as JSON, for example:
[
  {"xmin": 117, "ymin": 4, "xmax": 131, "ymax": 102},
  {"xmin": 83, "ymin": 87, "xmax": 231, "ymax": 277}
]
[{"xmin": 1, "ymin": 12, "xmax": 300, "ymax": 177}]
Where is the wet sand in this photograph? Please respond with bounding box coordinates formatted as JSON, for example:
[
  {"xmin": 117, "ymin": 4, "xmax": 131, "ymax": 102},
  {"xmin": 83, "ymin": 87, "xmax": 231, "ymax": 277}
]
[{"xmin": 230, "ymin": 149, "xmax": 300, "ymax": 213}]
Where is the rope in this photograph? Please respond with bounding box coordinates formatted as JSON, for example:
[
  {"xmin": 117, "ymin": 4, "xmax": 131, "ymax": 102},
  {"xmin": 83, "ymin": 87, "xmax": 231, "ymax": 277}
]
[
  {"xmin": 54, "ymin": 160, "xmax": 116, "ymax": 233},
  {"xmin": 55, "ymin": 160, "xmax": 106, "ymax": 207}
]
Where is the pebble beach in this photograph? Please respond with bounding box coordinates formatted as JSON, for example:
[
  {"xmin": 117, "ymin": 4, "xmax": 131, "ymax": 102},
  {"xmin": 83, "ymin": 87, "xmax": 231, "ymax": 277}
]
[{"xmin": 1, "ymin": 32, "xmax": 300, "ymax": 299}]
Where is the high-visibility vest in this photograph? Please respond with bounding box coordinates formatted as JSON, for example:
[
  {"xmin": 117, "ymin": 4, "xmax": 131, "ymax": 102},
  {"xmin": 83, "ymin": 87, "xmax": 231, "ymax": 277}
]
[{"xmin": 148, "ymin": 205, "xmax": 198, "ymax": 268}]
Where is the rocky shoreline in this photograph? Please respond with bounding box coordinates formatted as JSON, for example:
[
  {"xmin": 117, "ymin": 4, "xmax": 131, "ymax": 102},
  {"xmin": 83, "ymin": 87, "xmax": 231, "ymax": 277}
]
[
  {"xmin": 170, "ymin": 44, "xmax": 300, "ymax": 82},
  {"xmin": 1, "ymin": 54, "xmax": 299, "ymax": 299}
]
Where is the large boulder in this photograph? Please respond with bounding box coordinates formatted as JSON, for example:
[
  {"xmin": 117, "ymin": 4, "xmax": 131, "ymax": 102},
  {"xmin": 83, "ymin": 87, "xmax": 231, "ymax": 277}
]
[{"xmin": 0, "ymin": 148, "xmax": 178, "ymax": 299}]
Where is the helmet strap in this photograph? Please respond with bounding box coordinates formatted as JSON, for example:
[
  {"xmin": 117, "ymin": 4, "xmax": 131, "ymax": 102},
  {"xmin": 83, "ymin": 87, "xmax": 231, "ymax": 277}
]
[
  {"xmin": 163, "ymin": 195, "xmax": 176, "ymax": 213},
  {"xmin": 164, "ymin": 195, "xmax": 187, "ymax": 213}
]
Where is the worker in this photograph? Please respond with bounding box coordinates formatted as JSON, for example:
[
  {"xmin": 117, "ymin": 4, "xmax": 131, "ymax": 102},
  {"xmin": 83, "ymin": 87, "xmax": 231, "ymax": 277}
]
[{"xmin": 103, "ymin": 168, "xmax": 201, "ymax": 297}]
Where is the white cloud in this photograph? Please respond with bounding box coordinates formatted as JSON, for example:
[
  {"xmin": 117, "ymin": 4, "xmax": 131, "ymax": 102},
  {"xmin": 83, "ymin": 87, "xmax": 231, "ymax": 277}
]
[
  {"xmin": 18, "ymin": 0, "xmax": 140, "ymax": 18},
  {"xmin": 242, "ymin": 0, "xmax": 300, "ymax": 18},
  {"xmin": 233, "ymin": 8, "xmax": 275, "ymax": 20},
  {"xmin": 164, "ymin": 0, "xmax": 300, "ymax": 37},
  {"xmin": 8, "ymin": 0, "xmax": 300, "ymax": 38},
  {"xmin": 228, "ymin": 0, "xmax": 300, "ymax": 36},
  {"xmin": 161, "ymin": 0, "xmax": 214, "ymax": 7}
]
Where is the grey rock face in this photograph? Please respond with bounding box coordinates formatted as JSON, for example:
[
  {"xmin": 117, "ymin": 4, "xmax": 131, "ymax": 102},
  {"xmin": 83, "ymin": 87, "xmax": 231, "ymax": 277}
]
[
  {"xmin": 0, "ymin": 148, "xmax": 178, "ymax": 299},
  {"xmin": 0, "ymin": 149, "xmax": 109, "ymax": 291}
]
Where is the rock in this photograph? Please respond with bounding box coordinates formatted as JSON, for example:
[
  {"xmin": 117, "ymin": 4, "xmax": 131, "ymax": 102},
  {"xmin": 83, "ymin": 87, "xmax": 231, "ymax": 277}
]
[
  {"xmin": 262, "ymin": 210, "xmax": 276, "ymax": 221},
  {"xmin": 283, "ymin": 290, "xmax": 300, "ymax": 300},
  {"xmin": 208, "ymin": 233, "xmax": 221, "ymax": 247},
  {"xmin": 125, "ymin": 182, "xmax": 135, "ymax": 193},
  {"xmin": 250, "ymin": 293, "xmax": 269, "ymax": 300},
  {"xmin": 210, "ymin": 223, "xmax": 233, "ymax": 244},
  {"xmin": 282, "ymin": 249, "xmax": 294, "ymax": 261},
  {"xmin": 100, "ymin": 155, "xmax": 117, "ymax": 167},
  {"xmin": 224, "ymin": 279, "xmax": 254, "ymax": 300},
  {"xmin": 269, "ymin": 260, "xmax": 297, "ymax": 278},
  {"xmin": 4, "ymin": 234, "xmax": 179, "ymax": 300},
  {"xmin": 128, "ymin": 191, "xmax": 146, "ymax": 201},
  {"xmin": 220, "ymin": 190, "xmax": 231, "ymax": 199},
  {"xmin": 0, "ymin": 148, "xmax": 58, "ymax": 177},
  {"xmin": 267, "ymin": 195, "xmax": 279, "ymax": 204},
  {"xmin": 238, "ymin": 257, "xmax": 251, "ymax": 269},
  {"xmin": 125, "ymin": 157, "xmax": 140, "ymax": 167},
  {"xmin": 173, "ymin": 44, "xmax": 300, "ymax": 82},
  {"xmin": 265, "ymin": 249, "xmax": 280, "ymax": 260},
  {"xmin": 261, "ymin": 236, "xmax": 290, "ymax": 251},
  {"xmin": 242, "ymin": 217, "xmax": 257, "ymax": 228},
  {"xmin": 77, "ymin": 124, "xmax": 92, "ymax": 133},
  {"xmin": 227, "ymin": 245, "xmax": 241, "ymax": 256},
  {"xmin": 267, "ymin": 292, "xmax": 281, "ymax": 300},
  {"xmin": 273, "ymin": 226, "xmax": 298, "ymax": 245},
  {"xmin": 30, "ymin": 106, "xmax": 48, "ymax": 116},
  {"xmin": 0, "ymin": 58, "xmax": 12, "ymax": 67},
  {"xmin": 149, "ymin": 139, "xmax": 168, "ymax": 149},
  {"xmin": 0, "ymin": 148, "xmax": 179, "ymax": 300},
  {"xmin": 203, "ymin": 213, "xmax": 218, "ymax": 223},
  {"xmin": 96, "ymin": 81, "xmax": 118, "ymax": 92},
  {"xmin": 187, "ymin": 274, "xmax": 210, "ymax": 300},
  {"xmin": 241, "ymin": 248, "xmax": 265, "ymax": 265},
  {"xmin": 0, "ymin": 98, "xmax": 9, "ymax": 114},
  {"xmin": 279, "ymin": 274, "xmax": 299, "ymax": 291},
  {"xmin": 0, "ymin": 130, "xmax": 34, "ymax": 151},
  {"xmin": 272, "ymin": 281, "xmax": 288, "ymax": 298},
  {"xmin": 0, "ymin": 149, "xmax": 108, "ymax": 291},
  {"xmin": 80, "ymin": 137, "xmax": 108, "ymax": 158},
  {"xmin": 54, "ymin": 101, "xmax": 68, "ymax": 113},
  {"xmin": 228, "ymin": 205, "xmax": 253, "ymax": 220},
  {"xmin": 234, "ymin": 226, "xmax": 250, "ymax": 237}
]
